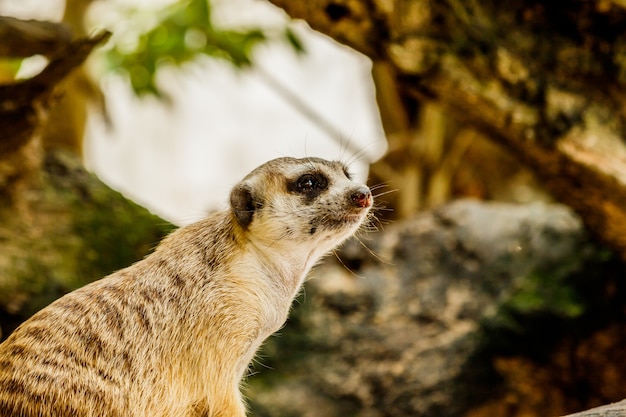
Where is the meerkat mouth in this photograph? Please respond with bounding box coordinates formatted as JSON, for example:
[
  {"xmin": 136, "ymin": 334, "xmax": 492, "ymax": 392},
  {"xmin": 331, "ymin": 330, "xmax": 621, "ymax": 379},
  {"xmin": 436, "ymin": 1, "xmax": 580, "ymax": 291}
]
[
  {"xmin": 317, "ymin": 207, "xmax": 371, "ymax": 231},
  {"xmin": 343, "ymin": 209, "xmax": 369, "ymax": 223}
]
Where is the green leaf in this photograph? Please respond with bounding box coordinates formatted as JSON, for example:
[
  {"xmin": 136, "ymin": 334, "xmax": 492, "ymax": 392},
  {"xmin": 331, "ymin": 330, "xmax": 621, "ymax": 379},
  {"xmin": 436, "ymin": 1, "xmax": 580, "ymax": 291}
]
[
  {"xmin": 284, "ymin": 27, "xmax": 306, "ymax": 55},
  {"xmin": 103, "ymin": 0, "xmax": 302, "ymax": 98}
]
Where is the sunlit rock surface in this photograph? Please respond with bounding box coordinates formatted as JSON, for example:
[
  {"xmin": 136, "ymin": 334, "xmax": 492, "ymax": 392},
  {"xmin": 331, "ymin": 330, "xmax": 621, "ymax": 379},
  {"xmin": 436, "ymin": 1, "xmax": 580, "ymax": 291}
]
[{"xmin": 248, "ymin": 199, "xmax": 626, "ymax": 417}]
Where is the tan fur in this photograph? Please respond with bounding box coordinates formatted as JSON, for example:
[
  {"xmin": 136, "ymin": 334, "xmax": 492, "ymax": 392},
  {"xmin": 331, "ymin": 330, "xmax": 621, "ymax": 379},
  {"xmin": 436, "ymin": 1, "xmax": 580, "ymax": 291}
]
[{"xmin": 0, "ymin": 157, "xmax": 372, "ymax": 417}]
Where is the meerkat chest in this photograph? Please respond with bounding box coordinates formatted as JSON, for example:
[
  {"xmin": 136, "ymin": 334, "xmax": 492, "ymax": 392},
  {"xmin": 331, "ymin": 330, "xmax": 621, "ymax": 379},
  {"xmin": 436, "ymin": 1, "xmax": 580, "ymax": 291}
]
[{"xmin": 246, "ymin": 261, "xmax": 306, "ymax": 330}]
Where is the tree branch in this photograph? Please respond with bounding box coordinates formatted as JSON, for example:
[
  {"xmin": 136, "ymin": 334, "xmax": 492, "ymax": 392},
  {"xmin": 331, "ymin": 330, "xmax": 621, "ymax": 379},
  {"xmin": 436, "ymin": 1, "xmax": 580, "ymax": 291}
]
[
  {"xmin": 0, "ymin": 29, "xmax": 110, "ymax": 155},
  {"xmin": 0, "ymin": 22, "xmax": 110, "ymax": 209},
  {"xmin": 0, "ymin": 16, "xmax": 72, "ymax": 58},
  {"xmin": 267, "ymin": 0, "xmax": 626, "ymax": 261}
]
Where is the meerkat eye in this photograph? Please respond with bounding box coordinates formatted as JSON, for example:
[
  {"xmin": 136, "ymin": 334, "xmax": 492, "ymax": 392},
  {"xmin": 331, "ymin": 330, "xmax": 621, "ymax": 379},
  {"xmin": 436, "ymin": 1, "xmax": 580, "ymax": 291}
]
[
  {"xmin": 298, "ymin": 175, "xmax": 316, "ymax": 191},
  {"xmin": 293, "ymin": 173, "xmax": 328, "ymax": 194}
]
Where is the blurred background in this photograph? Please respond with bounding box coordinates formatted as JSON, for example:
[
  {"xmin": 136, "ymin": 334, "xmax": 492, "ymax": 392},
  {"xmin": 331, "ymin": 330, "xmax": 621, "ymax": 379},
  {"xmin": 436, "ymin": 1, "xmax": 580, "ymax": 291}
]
[
  {"xmin": 2, "ymin": 1, "xmax": 626, "ymax": 416},
  {"xmin": 2, "ymin": 0, "xmax": 387, "ymax": 224}
]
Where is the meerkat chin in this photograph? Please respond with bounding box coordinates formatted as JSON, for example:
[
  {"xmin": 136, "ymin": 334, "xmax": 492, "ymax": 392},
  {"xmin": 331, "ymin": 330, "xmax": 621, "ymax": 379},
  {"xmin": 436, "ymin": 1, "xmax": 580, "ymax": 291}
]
[{"xmin": 0, "ymin": 157, "xmax": 373, "ymax": 417}]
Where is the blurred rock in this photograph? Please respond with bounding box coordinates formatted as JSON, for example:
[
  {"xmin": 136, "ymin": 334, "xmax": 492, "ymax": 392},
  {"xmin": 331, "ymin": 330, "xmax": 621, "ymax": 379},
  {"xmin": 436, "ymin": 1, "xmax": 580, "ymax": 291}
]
[
  {"xmin": 0, "ymin": 150, "xmax": 172, "ymax": 339},
  {"xmin": 246, "ymin": 199, "xmax": 626, "ymax": 417}
]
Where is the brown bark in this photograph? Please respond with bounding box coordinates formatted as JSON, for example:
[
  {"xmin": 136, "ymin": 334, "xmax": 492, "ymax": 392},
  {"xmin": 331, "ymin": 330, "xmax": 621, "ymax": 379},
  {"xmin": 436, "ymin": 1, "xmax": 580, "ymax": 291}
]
[
  {"xmin": 268, "ymin": 0, "xmax": 626, "ymax": 261},
  {"xmin": 0, "ymin": 20, "xmax": 170, "ymax": 341},
  {"xmin": 0, "ymin": 22, "xmax": 109, "ymax": 208},
  {"xmin": 39, "ymin": 0, "xmax": 102, "ymax": 154},
  {"xmin": 0, "ymin": 16, "xmax": 72, "ymax": 58}
]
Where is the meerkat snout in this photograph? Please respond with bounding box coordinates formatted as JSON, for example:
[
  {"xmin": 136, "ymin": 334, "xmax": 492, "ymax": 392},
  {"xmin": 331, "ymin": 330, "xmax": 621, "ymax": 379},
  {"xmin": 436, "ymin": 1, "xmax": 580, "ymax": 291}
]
[
  {"xmin": 350, "ymin": 186, "xmax": 372, "ymax": 208},
  {"xmin": 0, "ymin": 156, "xmax": 373, "ymax": 417}
]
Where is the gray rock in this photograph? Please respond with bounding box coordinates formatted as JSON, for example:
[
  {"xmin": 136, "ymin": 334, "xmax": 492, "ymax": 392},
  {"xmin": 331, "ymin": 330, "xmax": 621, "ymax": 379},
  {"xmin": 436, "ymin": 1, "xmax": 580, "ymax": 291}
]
[
  {"xmin": 564, "ymin": 399, "xmax": 626, "ymax": 417},
  {"xmin": 246, "ymin": 199, "xmax": 617, "ymax": 417}
]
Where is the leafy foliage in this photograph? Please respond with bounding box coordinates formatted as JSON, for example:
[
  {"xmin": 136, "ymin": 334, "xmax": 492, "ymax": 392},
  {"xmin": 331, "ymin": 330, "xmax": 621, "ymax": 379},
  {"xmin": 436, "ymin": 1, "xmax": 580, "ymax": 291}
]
[{"xmin": 104, "ymin": 0, "xmax": 303, "ymax": 97}]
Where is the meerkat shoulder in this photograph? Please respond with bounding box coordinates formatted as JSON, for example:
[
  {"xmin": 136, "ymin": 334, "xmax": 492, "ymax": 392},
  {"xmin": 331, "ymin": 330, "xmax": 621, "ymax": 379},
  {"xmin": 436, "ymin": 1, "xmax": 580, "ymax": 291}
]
[{"xmin": 0, "ymin": 156, "xmax": 373, "ymax": 417}]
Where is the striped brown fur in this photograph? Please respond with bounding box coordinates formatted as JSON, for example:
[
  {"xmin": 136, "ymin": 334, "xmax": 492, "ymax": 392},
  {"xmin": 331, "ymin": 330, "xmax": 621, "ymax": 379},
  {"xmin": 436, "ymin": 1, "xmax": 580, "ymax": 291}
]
[{"xmin": 0, "ymin": 157, "xmax": 372, "ymax": 416}]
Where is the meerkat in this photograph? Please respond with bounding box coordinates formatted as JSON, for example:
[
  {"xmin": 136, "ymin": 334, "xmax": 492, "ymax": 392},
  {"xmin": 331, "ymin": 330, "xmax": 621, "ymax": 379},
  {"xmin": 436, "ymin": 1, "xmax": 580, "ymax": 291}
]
[{"xmin": 0, "ymin": 157, "xmax": 373, "ymax": 417}]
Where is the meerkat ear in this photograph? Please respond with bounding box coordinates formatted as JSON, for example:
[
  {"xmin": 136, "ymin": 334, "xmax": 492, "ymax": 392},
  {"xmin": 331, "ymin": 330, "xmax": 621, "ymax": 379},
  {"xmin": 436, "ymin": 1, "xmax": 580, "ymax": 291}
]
[{"xmin": 230, "ymin": 183, "xmax": 257, "ymax": 228}]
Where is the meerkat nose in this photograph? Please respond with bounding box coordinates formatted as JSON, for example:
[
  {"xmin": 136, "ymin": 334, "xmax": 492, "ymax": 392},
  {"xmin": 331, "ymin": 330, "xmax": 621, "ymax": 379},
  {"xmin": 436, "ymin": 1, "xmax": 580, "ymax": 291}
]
[{"xmin": 351, "ymin": 186, "xmax": 372, "ymax": 208}]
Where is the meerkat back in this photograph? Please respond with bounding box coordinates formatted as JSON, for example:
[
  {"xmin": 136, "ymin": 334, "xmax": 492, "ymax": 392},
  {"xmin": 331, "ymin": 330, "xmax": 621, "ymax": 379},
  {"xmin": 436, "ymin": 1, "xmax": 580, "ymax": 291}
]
[{"xmin": 0, "ymin": 157, "xmax": 373, "ymax": 417}]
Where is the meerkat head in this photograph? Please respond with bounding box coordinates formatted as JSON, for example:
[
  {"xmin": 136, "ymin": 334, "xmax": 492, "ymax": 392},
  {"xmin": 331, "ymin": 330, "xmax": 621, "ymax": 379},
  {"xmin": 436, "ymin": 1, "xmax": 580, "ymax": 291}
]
[{"xmin": 230, "ymin": 157, "xmax": 372, "ymax": 258}]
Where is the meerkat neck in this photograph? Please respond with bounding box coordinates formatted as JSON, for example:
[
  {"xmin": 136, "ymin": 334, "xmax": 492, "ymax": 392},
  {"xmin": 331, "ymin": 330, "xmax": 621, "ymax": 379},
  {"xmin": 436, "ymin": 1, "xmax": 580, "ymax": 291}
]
[{"xmin": 242, "ymin": 238, "xmax": 310, "ymax": 298}]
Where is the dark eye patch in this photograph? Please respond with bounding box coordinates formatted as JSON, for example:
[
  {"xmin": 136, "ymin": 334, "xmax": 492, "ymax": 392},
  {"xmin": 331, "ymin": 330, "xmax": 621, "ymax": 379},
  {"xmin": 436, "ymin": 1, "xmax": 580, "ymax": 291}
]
[{"xmin": 288, "ymin": 172, "xmax": 328, "ymax": 200}]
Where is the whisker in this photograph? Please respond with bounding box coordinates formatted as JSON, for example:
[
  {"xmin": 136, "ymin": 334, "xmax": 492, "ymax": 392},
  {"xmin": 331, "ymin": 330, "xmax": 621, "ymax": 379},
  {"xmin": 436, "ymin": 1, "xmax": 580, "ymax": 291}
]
[
  {"xmin": 373, "ymin": 189, "xmax": 399, "ymax": 199},
  {"xmin": 343, "ymin": 141, "xmax": 381, "ymax": 167},
  {"xmin": 332, "ymin": 249, "xmax": 367, "ymax": 279},
  {"xmin": 343, "ymin": 146, "xmax": 369, "ymax": 167},
  {"xmin": 368, "ymin": 183, "xmax": 389, "ymax": 191},
  {"xmin": 353, "ymin": 234, "xmax": 391, "ymax": 265}
]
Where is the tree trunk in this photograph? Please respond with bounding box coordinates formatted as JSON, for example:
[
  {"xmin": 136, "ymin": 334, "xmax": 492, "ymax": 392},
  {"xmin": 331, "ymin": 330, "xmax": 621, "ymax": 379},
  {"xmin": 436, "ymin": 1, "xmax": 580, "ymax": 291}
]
[
  {"xmin": 267, "ymin": 0, "xmax": 626, "ymax": 261},
  {"xmin": 0, "ymin": 20, "xmax": 170, "ymax": 340}
]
